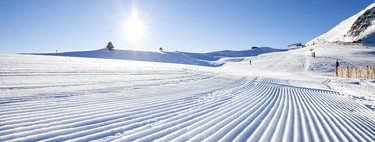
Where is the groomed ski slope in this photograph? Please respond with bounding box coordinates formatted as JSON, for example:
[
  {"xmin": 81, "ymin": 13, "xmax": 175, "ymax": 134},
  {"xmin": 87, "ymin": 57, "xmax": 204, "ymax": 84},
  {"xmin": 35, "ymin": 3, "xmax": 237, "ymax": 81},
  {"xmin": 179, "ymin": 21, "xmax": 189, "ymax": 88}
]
[{"xmin": 1, "ymin": 44, "xmax": 375, "ymax": 141}]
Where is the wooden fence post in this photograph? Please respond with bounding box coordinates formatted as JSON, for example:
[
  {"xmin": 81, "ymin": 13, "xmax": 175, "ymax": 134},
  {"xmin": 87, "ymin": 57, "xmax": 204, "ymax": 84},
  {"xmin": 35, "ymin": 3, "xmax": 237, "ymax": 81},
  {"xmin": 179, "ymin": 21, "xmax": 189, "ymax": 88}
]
[
  {"xmin": 366, "ymin": 66, "xmax": 370, "ymax": 79},
  {"xmin": 356, "ymin": 67, "xmax": 359, "ymax": 78},
  {"xmin": 340, "ymin": 67, "xmax": 343, "ymax": 78},
  {"xmin": 346, "ymin": 67, "xmax": 350, "ymax": 77}
]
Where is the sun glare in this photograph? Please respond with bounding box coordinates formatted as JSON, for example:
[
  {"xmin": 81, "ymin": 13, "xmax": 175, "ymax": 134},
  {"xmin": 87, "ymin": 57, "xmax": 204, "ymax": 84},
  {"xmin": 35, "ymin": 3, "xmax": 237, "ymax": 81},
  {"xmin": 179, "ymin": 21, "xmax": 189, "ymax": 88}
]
[{"xmin": 124, "ymin": 10, "xmax": 146, "ymax": 44}]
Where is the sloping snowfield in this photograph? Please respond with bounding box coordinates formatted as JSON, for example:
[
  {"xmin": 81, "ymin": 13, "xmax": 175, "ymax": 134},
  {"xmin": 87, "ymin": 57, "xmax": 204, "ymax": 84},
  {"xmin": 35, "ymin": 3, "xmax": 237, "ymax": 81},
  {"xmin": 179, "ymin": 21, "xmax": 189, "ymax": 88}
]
[{"xmin": 1, "ymin": 44, "xmax": 375, "ymax": 141}]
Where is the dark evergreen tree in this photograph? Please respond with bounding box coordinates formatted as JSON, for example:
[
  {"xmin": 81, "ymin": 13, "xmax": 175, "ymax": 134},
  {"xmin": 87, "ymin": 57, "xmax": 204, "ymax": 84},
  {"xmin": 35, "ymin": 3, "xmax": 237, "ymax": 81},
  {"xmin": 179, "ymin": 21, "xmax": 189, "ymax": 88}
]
[{"xmin": 106, "ymin": 42, "xmax": 114, "ymax": 50}]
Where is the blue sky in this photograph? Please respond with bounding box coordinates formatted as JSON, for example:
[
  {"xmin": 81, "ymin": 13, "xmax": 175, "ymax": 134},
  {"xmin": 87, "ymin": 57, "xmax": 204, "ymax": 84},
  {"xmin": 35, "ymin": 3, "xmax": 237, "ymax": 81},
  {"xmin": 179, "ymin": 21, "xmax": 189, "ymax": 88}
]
[{"xmin": 0, "ymin": 0, "xmax": 374, "ymax": 53}]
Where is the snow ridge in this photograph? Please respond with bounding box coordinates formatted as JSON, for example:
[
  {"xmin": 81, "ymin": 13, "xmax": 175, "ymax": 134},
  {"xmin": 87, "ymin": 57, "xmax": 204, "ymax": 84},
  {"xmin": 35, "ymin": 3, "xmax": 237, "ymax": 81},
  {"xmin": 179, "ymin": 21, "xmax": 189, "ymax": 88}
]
[{"xmin": 307, "ymin": 2, "xmax": 375, "ymax": 45}]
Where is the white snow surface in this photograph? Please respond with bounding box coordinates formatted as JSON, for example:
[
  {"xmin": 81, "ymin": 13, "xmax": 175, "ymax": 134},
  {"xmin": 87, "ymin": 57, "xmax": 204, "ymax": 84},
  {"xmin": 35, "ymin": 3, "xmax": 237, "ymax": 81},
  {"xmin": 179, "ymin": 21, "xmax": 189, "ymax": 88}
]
[
  {"xmin": 38, "ymin": 47, "xmax": 284, "ymax": 67},
  {"xmin": 1, "ymin": 43, "xmax": 375, "ymax": 141},
  {"xmin": 307, "ymin": 2, "xmax": 375, "ymax": 45}
]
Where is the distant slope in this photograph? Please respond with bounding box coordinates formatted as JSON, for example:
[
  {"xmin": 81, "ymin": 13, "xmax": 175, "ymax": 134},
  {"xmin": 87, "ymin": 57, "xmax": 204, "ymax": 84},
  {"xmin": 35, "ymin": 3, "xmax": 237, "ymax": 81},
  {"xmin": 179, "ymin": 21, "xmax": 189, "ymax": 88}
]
[
  {"xmin": 307, "ymin": 2, "xmax": 375, "ymax": 45},
  {"xmin": 45, "ymin": 49, "xmax": 214, "ymax": 67},
  {"xmin": 207, "ymin": 47, "xmax": 284, "ymax": 57},
  {"xmin": 38, "ymin": 47, "xmax": 285, "ymax": 67}
]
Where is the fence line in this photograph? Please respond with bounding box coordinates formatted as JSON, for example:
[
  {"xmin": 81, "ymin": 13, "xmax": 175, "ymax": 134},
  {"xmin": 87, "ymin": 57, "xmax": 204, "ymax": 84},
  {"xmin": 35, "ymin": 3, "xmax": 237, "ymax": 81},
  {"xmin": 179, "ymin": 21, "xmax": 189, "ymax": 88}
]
[{"xmin": 336, "ymin": 66, "xmax": 375, "ymax": 79}]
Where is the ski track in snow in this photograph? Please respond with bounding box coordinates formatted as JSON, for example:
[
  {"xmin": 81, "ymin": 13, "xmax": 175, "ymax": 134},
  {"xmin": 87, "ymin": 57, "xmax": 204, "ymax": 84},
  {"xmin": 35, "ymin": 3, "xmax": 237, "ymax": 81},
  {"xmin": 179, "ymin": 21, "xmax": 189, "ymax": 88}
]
[
  {"xmin": 1, "ymin": 73, "xmax": 375, "ymax": 141},
  {"xmin": 1, "ymin": 54, "xmax": 375, "ymax": 141}
]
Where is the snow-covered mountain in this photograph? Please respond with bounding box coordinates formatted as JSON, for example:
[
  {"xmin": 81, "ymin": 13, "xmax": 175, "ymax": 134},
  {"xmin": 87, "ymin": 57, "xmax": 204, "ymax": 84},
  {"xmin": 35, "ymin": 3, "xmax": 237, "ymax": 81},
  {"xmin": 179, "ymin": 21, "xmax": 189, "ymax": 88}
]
[{"xmin": 306, "ymin": 2, "xmax": 375, "ymax": 45}]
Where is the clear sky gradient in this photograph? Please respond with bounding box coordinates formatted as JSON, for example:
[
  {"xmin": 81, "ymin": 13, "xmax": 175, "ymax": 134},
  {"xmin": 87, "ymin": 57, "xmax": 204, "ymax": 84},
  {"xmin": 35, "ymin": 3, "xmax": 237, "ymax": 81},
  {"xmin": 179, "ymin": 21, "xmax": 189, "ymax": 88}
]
[{"xmin": 0, "ymin": 0, "xmax": 374, "ymax": 53}]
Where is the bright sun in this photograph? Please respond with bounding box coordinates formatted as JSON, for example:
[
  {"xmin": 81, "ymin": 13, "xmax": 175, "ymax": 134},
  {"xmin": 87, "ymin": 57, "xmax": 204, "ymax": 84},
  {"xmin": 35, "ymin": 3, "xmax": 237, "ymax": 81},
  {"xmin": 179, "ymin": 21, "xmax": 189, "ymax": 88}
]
[{"xmin": 124, "ymin": 12, "xmax": 146, "ymax": 44}]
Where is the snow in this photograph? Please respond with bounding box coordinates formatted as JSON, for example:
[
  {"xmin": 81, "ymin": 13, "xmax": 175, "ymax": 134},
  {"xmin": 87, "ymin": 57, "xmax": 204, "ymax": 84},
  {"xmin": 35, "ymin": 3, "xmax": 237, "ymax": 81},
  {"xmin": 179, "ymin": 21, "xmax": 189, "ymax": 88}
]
[
  {"xmin": 306, "ymin": 2, "xmax": 375, "ymax": 45},
  {"xmin": 36, "ymin": 47, "xmax": 284, "ymax": 67},
  {"xmin": 1, "ymin": 43, "xmax": 375, "ymax": 141}
]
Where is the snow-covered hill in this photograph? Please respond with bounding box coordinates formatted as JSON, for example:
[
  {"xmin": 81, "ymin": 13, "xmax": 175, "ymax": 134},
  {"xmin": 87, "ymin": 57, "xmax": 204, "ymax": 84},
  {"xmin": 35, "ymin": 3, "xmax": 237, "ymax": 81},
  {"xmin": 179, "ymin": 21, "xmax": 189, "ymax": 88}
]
[
  {"xmin": 307, "ymin": 2, "xmax": 375, "ymax": 45},
  {"xmin": 222, "ymin": 43, "xmax": 375, "ymax": 110},
  {"xmin": 1, "ymin": 43, "xmax": 375, "ymax": 141},
  {"xmin": 37, "ymin": 47, "xmax": 285, "ymax": 67}
]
